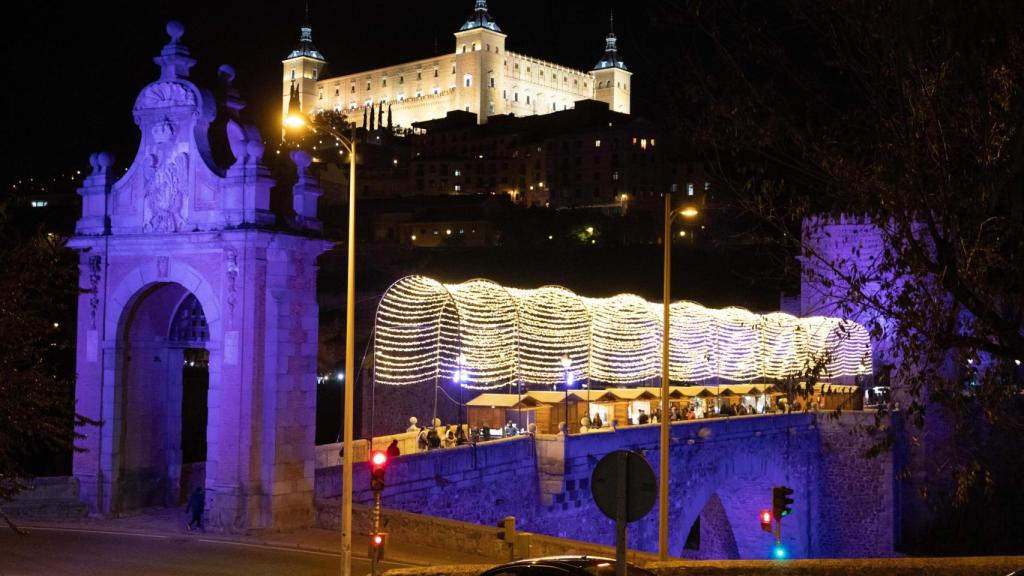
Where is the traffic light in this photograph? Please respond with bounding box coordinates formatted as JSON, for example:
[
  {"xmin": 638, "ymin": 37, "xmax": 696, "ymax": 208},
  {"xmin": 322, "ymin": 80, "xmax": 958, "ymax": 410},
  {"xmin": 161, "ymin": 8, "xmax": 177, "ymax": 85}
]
[
  {"xmin": 370, "ymin": 450, "xmax": 388, "ymax": 492},
  {"xmin": 772, "ymin": 486, "xmax": 794, "ymax": 518},
  {"xmin": 759, "ymin": 509, "xmax": 773, "ymax": 533},
  {"xmin": 370, "ymin": 532, "xmax": 387, "ymax": 561},
  {"xmin": 497, "ymin": 516, "xmax": 517, "ymax": 543},
  {"xmin": 772, "ymin": 543, "xmax": 787, "ymax": 559}
]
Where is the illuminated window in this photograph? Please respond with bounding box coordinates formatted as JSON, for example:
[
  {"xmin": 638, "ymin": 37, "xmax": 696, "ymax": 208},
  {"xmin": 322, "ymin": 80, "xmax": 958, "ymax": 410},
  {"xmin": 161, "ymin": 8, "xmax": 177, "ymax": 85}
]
[
  {"xmin": 454, "ymin": 184, "xmax": 462, "ymax": 192},
  {"xmin": 433, "ymin": 87, "xmax": 440, "ymax": 95},
  {"xmin": 687, "ymin": 183, "xmax": 695, "ymax": 196},
  {"xmin": 641, "ymin": 139, "xmax": 648, "ymax": 150},
  {"xmin": 595, "ymin": 140, "xmax": 601, "ymax": 148},
  {"xmin": 31, "ymin": 200, "xmax": 47, "ymax": 208},
  {"xmin": 464, "ymin": 74, "xmax": 473, "ymax": 87},
  {"xmin": 455, "ymin": 170, "xmax": 462, "ymax": 177},
  {"xmin": 704, "ymin": 181, "xmax": 711, "ymax": 191},
  {"xmin": 612, "ymin": 172, "xmax": 619, "ymax": 181},
  {"xmin": 290, "ymin": 69, "xmax": 295, "ymax": 80}
]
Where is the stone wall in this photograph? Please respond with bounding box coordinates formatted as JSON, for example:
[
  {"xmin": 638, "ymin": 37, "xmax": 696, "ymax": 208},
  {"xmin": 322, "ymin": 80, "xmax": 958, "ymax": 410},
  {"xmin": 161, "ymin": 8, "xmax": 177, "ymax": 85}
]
[{"xmin": 316, "ymin": 413, "xmax": 897, "ymax": 559}]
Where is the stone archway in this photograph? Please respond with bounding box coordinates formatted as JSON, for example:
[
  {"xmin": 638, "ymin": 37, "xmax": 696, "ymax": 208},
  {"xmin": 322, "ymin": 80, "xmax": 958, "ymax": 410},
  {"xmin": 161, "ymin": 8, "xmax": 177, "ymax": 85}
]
[
  {"xmin": 71, "ymin": 21, "xmax": 329, "ymax": 531},
  {"xmin": 114, "ymin": 283, "xmax": 211, "ymax": 511}
]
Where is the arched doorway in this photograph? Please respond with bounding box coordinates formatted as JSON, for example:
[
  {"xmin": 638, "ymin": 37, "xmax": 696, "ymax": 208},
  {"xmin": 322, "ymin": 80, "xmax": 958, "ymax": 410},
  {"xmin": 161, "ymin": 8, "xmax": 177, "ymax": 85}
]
[{"xmin": 115, "ymin": 283, "xmax": 209, "ymax": 511}]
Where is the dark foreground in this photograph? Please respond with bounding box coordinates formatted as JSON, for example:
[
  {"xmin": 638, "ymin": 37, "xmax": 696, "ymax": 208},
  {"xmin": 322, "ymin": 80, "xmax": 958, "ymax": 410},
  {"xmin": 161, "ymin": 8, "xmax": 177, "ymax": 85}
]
[{"xmin": 0, "ymin": 527, "xmax": 407, "ymax": 576}]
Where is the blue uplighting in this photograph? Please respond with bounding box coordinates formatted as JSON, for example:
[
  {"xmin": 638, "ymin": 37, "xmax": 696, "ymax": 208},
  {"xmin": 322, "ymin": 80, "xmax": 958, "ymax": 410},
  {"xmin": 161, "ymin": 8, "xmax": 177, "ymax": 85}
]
[{"xmin": 772, "ymin": 544, "xmax": 787, "ymax": 559}]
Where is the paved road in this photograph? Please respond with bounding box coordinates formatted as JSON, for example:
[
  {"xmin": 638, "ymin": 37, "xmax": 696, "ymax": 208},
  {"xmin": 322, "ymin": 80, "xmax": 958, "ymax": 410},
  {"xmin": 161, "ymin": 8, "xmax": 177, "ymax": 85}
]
[{"xmin": 0, "ymin": 527, "xmax": 410, "ymax": 576}]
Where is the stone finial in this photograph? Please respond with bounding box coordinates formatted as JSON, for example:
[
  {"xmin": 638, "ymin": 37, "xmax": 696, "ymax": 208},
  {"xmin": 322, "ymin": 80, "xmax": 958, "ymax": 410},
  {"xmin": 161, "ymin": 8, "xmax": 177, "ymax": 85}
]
[
  {"xmin": 88, "ymin": 151, "xmax": 115, "ymax": 176},
  {"xmin": 166, "ymin": 20, "xmax": 185, "ymax": 43},
  {"xmin": 218, "ymin": 64, "xmax": 236, "ymax": 84},
  {"xmin": 558, "ymin": 421, "xmax": 567, "ymax": 434},
  {"xmin": 290, "ymin": 150, "xmax": 313, "ymax": 185},
  {"xmin": 154, "ymin": 20, "xmax": 196, "ymax": 80}
]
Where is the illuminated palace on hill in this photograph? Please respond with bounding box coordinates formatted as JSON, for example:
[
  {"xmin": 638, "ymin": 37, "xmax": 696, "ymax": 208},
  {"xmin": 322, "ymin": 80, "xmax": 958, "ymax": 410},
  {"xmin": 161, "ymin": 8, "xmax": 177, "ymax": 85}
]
[{"xmin": 282, "ymin": 0, "xmax": 632, "ymax": 129}]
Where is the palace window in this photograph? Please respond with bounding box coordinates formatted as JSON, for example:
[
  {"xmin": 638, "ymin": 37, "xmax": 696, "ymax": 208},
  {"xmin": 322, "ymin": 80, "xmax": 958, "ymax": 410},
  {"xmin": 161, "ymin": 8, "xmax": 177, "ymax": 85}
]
[
  {"xmin": 382, "ymin": 79, "xmax": 387, "ymax": 87},
  {"xmin": 399, "ymin": 76, "xmax": 404, "ymax": 84},
  {"xmin": 290, "ymin": 69, "xmax": 295, "ymax": 80},
  {"xmin": 489, "ymin": 77, "xmax": 495, "ymax": 88},
  {"xmin": 417, "ymin": 71, "xmax": 422, "ymax": 80},
  {"xmin": 464, "ymin": 74, "xmax": 473, "ymax": 88},
  {"xmin": 434, "ymin": 68, "xmax": 439, "ymax": 77},
  {"xmin": 433, "ymin": 87, "xmax": 440, "ymax": 95}
]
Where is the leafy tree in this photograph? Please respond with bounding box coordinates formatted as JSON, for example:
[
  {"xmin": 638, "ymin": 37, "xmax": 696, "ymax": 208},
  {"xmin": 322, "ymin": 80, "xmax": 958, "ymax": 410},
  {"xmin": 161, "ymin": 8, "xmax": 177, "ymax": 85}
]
[
  {"xmin": 0, "ymin": 203, "xmax": 95, "ymax": 531},
  {"xmin": 658, "ymin": 0, "xmax": 1024, "ymax": 552}
]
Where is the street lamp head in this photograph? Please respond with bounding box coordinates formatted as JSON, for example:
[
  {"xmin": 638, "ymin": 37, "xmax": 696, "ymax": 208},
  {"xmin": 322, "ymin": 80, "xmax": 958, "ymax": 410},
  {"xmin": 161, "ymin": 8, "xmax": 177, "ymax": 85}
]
[
  {"xmin": 680, "ymin": 206, "xmax": 699, "ymax": 218},
  {"xmin": 284, "ymin": 113, "xmax": 307, "ymax": 130}
]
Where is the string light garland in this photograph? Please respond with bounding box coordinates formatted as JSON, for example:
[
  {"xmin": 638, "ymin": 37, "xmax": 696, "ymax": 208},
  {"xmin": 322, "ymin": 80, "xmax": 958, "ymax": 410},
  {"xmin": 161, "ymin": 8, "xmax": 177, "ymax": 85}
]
[{"xmin": 373, "ymin": 276, "xmax": 872, "ymax": 389}]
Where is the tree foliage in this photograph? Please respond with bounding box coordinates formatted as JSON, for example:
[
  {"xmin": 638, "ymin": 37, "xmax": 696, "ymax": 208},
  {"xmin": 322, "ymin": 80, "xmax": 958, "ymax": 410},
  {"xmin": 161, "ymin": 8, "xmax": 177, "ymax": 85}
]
[
  {"xmin": 659, "ymin": 0, "xmax": 1024, "ymax": 552},
  {"xmin": 0, "ymin": 204, "xmax": 94, "ymax": 512}
]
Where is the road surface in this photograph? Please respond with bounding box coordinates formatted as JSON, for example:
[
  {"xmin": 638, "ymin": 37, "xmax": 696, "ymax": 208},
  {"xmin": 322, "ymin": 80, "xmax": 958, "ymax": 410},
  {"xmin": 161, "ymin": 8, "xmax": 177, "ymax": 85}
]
[{"xmin": 0, "ymin": 526, "xmax": 410, "ymax": 576}]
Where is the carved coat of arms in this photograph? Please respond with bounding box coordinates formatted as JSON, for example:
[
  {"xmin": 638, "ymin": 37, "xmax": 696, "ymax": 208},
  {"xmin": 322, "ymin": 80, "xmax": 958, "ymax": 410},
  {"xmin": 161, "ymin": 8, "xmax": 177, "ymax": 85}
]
[{"xmin": 143, "ymin": 119, "xmax": 190, "ymax": 233}]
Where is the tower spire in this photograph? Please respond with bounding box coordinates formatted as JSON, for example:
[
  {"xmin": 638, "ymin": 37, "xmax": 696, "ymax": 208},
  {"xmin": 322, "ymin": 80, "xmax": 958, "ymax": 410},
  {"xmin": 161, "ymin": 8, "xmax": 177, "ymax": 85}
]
[
  {"xmin": 593, "ymin": 10, "xmax": 627, "ymax": 71},
  {"xmin": 460, "ymin": 0, "xmax": 502, "ymax": 32},
  {"xmin": 286, "ymin": 5, "xmax": 325, "ymax": 61}
]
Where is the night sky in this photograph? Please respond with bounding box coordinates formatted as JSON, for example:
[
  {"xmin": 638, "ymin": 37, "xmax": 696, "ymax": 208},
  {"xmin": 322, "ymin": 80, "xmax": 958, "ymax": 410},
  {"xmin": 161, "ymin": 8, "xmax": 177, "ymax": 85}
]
[{"xmin": 4, "ymin": 0, "xmax": 667, "ymax": 186}]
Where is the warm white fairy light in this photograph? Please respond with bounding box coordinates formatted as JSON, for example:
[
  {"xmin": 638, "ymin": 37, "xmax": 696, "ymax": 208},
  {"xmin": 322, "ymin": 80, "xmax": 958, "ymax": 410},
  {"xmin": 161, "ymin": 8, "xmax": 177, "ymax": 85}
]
[{"xmin": 373, "ymin": 276, "xmax": 873, "ymax": 388}]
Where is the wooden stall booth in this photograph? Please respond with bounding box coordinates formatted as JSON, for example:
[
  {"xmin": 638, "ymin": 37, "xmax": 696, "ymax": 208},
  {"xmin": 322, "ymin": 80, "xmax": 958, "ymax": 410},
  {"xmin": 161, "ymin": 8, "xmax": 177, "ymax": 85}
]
[
  {"xmin": 465, "ymin": 393, "xmax": 544, "ymax": 435},
  {"xmin": 524, "ymin": 391, "xmax": 584, "ymax": 434}
]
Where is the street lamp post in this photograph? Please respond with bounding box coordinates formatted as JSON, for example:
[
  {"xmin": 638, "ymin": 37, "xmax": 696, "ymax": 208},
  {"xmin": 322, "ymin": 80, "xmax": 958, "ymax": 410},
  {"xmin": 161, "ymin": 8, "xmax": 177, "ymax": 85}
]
[
  {"xmin": 660, "ymin": 193, "xmax": 699, "ymax": 561},
  {"xmin": 286, "ymin": 112, "xmax": 357, "ymax": 576},
  {"xmin": 455, "ymin": 353, "xmax": 466, "ymax": 429},
  {"xmin": 561, "ymin": 355, "xmax": 572, "ymax": 434}
]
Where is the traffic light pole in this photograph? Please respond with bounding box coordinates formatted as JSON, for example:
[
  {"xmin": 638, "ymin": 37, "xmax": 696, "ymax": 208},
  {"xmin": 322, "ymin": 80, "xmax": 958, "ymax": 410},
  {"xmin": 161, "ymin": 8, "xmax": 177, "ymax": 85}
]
[{"xmin": 370, "ymin": 489, "xmax": 382, "ymax": 576}]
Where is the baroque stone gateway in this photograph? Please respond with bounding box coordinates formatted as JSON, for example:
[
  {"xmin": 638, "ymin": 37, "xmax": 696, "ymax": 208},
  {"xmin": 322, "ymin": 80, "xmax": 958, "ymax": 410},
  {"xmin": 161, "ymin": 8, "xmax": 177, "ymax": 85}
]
[{"xmin": 70, "ymin": 22, "xmax": 330, "ymax": 531}]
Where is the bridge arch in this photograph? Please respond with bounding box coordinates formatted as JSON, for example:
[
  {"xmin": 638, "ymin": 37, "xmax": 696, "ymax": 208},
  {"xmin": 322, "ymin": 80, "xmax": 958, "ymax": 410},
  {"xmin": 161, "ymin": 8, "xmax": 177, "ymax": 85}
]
[{"xmin": 662, "ymin": 424, "xmax": 812, "ymax": 559}]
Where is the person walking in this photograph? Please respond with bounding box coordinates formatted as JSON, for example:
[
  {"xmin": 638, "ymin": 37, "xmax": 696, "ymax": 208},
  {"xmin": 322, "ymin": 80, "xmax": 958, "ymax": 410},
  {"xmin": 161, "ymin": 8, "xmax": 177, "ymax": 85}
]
[{"xmin": 185, "ymin": 488, "xmax": 205, "ymax": 532}]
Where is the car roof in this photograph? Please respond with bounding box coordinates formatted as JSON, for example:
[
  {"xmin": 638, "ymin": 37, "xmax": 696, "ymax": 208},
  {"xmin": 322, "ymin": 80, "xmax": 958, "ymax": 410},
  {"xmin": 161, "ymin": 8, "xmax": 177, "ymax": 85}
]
[{"xmin": 483, "ymin": 555, "xmax": 654, "ymax": 573}]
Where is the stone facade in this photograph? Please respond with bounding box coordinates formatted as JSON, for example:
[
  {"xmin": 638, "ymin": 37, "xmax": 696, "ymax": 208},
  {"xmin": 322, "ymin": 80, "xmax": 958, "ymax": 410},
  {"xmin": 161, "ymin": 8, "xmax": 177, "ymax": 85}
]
[
  {"xmin": 70, "ymin": 22, "xmax": 330, "ymax": 531},
  {"xmin": 318, "ymin": 413, "xmax": 897, "ymax": 559},
  {"xmin": 283, "ymin": 1, "xmax": 631, "ymax": 129}
]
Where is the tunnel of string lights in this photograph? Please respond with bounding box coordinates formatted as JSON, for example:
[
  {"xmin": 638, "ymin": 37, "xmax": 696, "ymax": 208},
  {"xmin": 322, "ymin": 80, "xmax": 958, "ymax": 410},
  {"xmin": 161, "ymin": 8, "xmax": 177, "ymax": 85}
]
[{"xmin": 372, "ymin": 276, "xmax": 872, "ymax": 390}]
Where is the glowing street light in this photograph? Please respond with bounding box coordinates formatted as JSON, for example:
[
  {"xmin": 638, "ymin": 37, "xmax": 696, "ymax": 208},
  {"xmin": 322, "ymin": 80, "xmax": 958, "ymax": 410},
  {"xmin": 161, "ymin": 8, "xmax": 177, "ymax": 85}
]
[{"xmin": 285, "ymin": 111, "xmax": 358, "ymax": 576}]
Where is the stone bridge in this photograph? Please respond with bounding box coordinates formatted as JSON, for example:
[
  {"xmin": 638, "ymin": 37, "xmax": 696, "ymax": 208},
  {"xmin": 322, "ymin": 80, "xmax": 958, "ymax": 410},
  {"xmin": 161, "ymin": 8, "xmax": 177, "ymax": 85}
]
[{"xmin": 317, "ymin": 412, "xmax": 896, "ymax": 559}]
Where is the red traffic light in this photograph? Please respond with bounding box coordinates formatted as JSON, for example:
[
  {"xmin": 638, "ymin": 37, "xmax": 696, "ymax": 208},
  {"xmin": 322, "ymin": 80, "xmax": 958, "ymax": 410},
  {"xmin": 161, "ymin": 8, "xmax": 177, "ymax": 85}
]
[
  {"xmin": 760, "ymin": 508, "xmax": 773, "ymax": 533},
  {"xmin": 372, "ymin": 533, "xmax": 384, "ymax": 546},
  {"xmin": 370, "ymin": 450, "xmax": 388, "ymax": 492}
]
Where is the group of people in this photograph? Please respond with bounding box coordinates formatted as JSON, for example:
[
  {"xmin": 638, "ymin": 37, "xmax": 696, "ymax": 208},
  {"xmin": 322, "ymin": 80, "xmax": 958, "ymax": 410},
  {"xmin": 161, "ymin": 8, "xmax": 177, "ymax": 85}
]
[{"xmin": 406, "ymin": 417, "xmax": 470, "ymax": 452}]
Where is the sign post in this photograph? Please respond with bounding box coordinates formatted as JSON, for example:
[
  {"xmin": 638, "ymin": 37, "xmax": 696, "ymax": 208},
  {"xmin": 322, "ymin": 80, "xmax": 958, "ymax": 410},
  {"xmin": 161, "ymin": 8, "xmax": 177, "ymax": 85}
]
[{"xmin": 591, "ymin": 450, "xmax": 658, "ymax": 576}]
